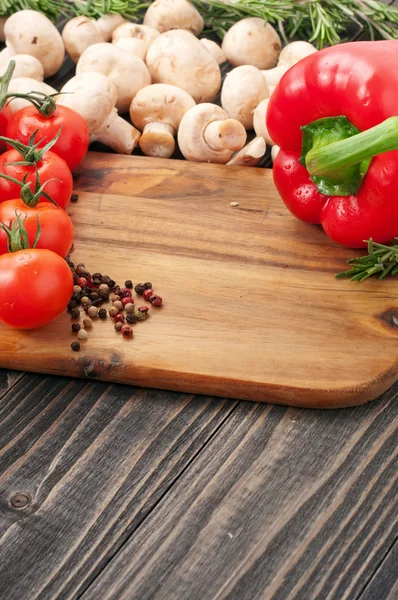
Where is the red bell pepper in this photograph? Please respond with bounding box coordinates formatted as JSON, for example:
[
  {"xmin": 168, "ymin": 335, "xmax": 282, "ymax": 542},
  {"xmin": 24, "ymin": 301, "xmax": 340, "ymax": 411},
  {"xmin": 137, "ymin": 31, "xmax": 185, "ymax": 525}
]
[{"xmin": 266, "ymin": 41, "xmax": 398, "ymax": 248}]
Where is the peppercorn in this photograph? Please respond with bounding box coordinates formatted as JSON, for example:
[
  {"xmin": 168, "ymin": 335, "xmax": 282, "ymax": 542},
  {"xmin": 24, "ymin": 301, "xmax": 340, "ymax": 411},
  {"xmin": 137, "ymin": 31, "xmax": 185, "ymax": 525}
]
[
  {"xmin": 138, "ymin": 306, "xmax": 149, "ymax": 314},
  {"xmin": 125, "ymin": 280, "xmax": 133, "ymax": 289},
  {"xmin": 77, "ymin": 277, "xmax": 88, "ymax": 288},
  {"xmin": 87, "ymin": 306, "xmax": 98, "ymax": 318},
  {"xmin": 99, "ymin": 283, "xmax": 109, "ymax": 293},
  {"xmin": 126, "ymin": 313, "xmax": 138, "ymax": 324},
  {"xmin": 68, "ymin": 261, "xmax": 75, "ymax": 269},
  {"xmin": 98, "ymin": 289, "xmax": 109, "ymax": 300},
  {"xmin": 70, "ymin": 193, "xmax": 79, "ymax": 203},
  {"xmin": 124, "ymin": 302, "xmax": 135, "ymax": 314},
  {"xmin": 114, "ymin": 285, "xmax": 121, "ymax": 296},
  {"xmin": 122, "ymin": 325, "xmax": 133, "ymax": 339},
  {"xmin": 78, "ymin": 329, "xmax": 88, "ymax": 340},
  {"xmin": 134, "ymin": 283, "xmax": 146, "ymax": 295},
  {"xmin": 91, "ymin": 298, "xmax": 104, "ymax": 307},
  {"xmin": 102, "ymin": 275, "xmax": 116, "ymax": 289},
  {"xmin": 71, "ymin": 323, "xmax": 81, "ymax": 333},
  {"xmin": 76, "ymin": 264, "xmax": 86, "ymax": 275},
  {"xmin": 109, "ymin": 305, "xmax": 119, "ymax": 317},
  {"xmin": 73, "ymin": 273, "xmax": 79, "ymax": 284},
  {"xmin": 114, "ymin": 300, "xmax": 123, "ymax": 311},
  {"xmin": 114, "ymin": 322, "xmax": 123, "ymax": 332},
  {"xmin": 144, "ymin": 282, "xmax": 152, "ymax": 289},
  {"xmin": 119, "ymin": 287, "xmax": 132, "ymax": 299},
  {"xmin": 114, "ymin": 313, "xmax": 125, "ymax": 323},
  {"xmin": 73, "ymin": 285, "xmax": 82, "ymax": 294},
  {"xmin": 135, "ymin": 310, "xmax": 146, "ymax": 321},
  {"xmin": 122, "ymin": 296, "xmax": 134, "ymax": 307},
  {"xmin": 89, "ymin": 291, "xmax": 99, "ymax": 300},
  {"xmin": 70, "ymin": 308, "xmax": 80, "ymax": 319},
  {"xmin": 149, "ymin": 295, "xmax": 163, "ymax": 307},
  {"xmin": 81, "ymin": 296, "xmax": 90, "ymax": 306},
  {"xmin": 68, "ymin": 299, "xmax": 78, "ymax": 310},
  {"xmin": 98, "ymin": 308, "xmax": 107, "ymax": 319},
  {"xmin": 83, "ymin": 317, "xmax": 92, "ymax": 328},
  {"xmin": 71, "ymin": 341, "xmax": 80, "ymax": 352},
  {"xmin": 72, "ymin": 291, "xmax": 82, "ymax": 304},
  {"xmin": 111, "ymin": 294, "xmax": 120, "ymax": 303},
  {"xmin": 142, "ymin": 289, "xmax": 153, "ymax": 301}
]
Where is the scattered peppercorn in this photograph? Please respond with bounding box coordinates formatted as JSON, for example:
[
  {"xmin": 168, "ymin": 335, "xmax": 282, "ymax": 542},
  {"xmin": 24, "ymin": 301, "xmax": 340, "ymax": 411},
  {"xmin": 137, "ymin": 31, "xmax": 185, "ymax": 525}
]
[
  {"xmin": 126, "ymin": 313, "xmax": 138, "ymax": 324},
  {"xmin": 114, "ymin": 300, "xmax": 123, "ymax": 311},
  {"xmin": 73, "ymin": 285, "xmax": 82, "ymax": 294},
  {"xmin": 87, "ymin": 306, "xmax": 98, "ymax": 318},
  {"xmin": 89, "ymin": 291, "xmax": 99, "ymax": 300},
  {"xmin": 135, "ymin": 310, "xmax": 146, "ymax": 321},
  {"xmin": 144, "ymin": 282, "xmax": 152, "ymax": 289},
  {"xmin": 71, "ymin": 323, "xmax": 81, "ymax": 333},
  {"xmin": 122, "ymin": 325, "xmax": 133, "ymax": 339},
  {"xmin": 111, "ymin": 294, "xmax": 120, "ymax": 303},
  {"xmin": 81, "ymin": 296, "xmax": 90, "ymax": 306},
  {"xmin": 78, "ymin": 329, "xmax": 88, "ymax": 340},
  {"xmin": 114, "ymin": 322, "xmax": 123, "ymax": 332},
  {"xmin": 98, "ymin": 308, "xmax": 107, "ymax": 319},
  {"xmin": 138, "ymin": 306, "xmax": 149, "ymax": 314},
  {"xmin": 91, "ymin": 298, "xmax": 104, "ymax": 307},
  {"xmin": 70, "ymin": 193, "xmax": 79, "ymax": 203},
  {"xmin": 109, "ymin": 305, "xmax": 119, "ymax": 317},
  {"xmin": 114, "ymin": 285, "xmax": 121, "ymax": 296},
  {"xmin": 125, "ymin": 280, "xmax": 133, "ymax": 289},
  {"xmin": 68, "ymin": 299, "xmax": 78, "ymax": 310},
  {"xmin": 114, "ymin": 313, "xmax": 125, "ymax": 323},
  {"xmin": 122, "ymin": 296, "xmax": 134, "ymax": 307},
  {"xmin": 124, "ymin": 302, "xmax": 135, "ymax": 314},
  {"xmin": 149, "ymin": 295, "xmax": 163, "ymax": 307},
  {"xmin": 70, "ymin": 308, "xmax": 80, "ymax": 319},
  {"xmin": 71, "ymin": 341, "xmax": 80, "ymax": 352},
  {"xmin": 77, "ymin": 277, "xmax": 87, "ymax": 287},
  {"xmin": 134, "ymin": 283, "xmax": 146, "ymax": 295},
  {"xmin": 142, "ymin": 289, "xmax": 153, "ymax": 301},
  {"xmin": 83, "ymin": 317, "xmax": 92, "ymax": 328},
  {"xmin": 119, "ymin": 287, "xmax": 132, "ymax": 299},
  {"xmin": 99, "ymin": 283, "xmax": 109, "ymax": 292},
  {"xmin": 98, "ymin": 289, "xmax": 110, "ymax": 300},
  {"xmin": 101, "ymin": 275, "xmax": 115, "ymax": 288}
]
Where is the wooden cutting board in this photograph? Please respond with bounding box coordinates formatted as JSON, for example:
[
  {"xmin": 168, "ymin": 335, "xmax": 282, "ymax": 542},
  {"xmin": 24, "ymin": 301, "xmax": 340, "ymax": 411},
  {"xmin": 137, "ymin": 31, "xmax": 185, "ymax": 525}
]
[{"xmin": 1, "ymin": 152, "xmax": 397, "ymax": 408}]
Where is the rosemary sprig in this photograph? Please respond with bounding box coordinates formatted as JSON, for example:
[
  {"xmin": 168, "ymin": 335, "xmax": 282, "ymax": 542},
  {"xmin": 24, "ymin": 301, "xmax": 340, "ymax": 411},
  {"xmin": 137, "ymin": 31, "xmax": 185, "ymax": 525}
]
[
  {"xmin": 0, "ymin": 0, "xmax": 69, "ymax": 20},
  {"xmin": 68, "ymin": 0, "xmax": 150, "ymax": 20},
  {"xmin": 336, "ymin": 238, "xmax": 398, "ymax": 281}
]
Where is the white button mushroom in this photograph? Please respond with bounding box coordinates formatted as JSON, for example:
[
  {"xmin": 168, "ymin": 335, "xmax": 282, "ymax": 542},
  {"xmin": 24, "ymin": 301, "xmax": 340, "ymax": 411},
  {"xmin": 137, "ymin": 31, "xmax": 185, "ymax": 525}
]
[
  {"xmin": 278, "ymin": 41, "xmax": 317, "ymax": 68},
  {"xmin": 260, "ymin": 64, "xmax": 288, "ymax": 90},
  {"xmin": 6, "ymin": 77, "xmax": 57, "ymax": 114},
  {"xmin": 146, "ymin": 30, "xmax": 221, "ymax": 103},
  {"xmin": 130, "ymin": 84, "xmax": 195, "ymax": 158},
  {"xmin": 62, "ymin": 16, "xmax": 104, "ymax": 64},
  {"xmin": 226, "ymin": 137, "xmax": 266, "ymax": 167},
  {"xmin": 253, "ymin": 99, "xmax": 275, "ymax": 146},
  {"xmin": 200, "ymin": 38, "xmax": 227, "ymax": 65},
  {"xmin": 271, "ymin": 145, "xmax": 280, "ymax": 162},
  {"xmin": 56, "ymin": 73, "xmax": 141, "ymax": 155},
  {"xmin": 221, "ymin": 65, "xmax": 269, "ymax": 130},
  {"xmin": 0, "ymin": 54, "xmax": 44, "ymax": 81},
  {"xmin": 76, "ymin": 43, "xmax": 151, "ymax": 114},
  {"xmin": 112, "ymin": 24, "xmax": 160, "ymax": 61},
  {"xmin": 221, "ymin": 18, "xmax": 281, "ymax": 69},
  {"xmin": 143, "ymin": 0, "xmax": 204, "ymax": 35},
  {"xmin": 177, "ymin": 103, "xmax": 247, "ymax": 164},
  {"xmin": 94, "ymin": 14, "xmax": 126, "ymax": 41},
  {"xmin": 3, "ymin": 10, "xmax": 64, "ymax": 77}
]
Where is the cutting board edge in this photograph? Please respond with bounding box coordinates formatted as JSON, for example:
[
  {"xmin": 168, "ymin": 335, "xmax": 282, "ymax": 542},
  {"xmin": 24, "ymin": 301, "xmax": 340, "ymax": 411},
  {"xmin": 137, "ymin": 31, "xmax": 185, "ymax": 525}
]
[{"xmin": 3, "ymin": 356, "xmax": 397, "ymax": 409}]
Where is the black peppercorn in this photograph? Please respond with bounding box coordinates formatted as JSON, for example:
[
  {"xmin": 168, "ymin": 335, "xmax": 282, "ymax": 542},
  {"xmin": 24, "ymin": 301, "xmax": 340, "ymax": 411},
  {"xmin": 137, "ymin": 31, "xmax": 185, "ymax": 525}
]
[
  {"xmin": 70, "ymin": 193, "xmax": 79, "ymax": 203},
  {"xmin": 126, "ymin": 313, "xmax": 138, "ymax": 324},
  {"xmin": 67, "ymin": 299, "xmax": 77, "ymax": 310},
  {"xmin": 134, "ymin": 283, "xmax": 146, "ymax": 295},
  {"xmin": 70, "ymin": 308, "xmax": 80, "ymax": 319},
  {"xmin": 114, "ymin": 285, "xmax": 121, "ymax": 296},
  {"xmin": 72, "ymin": 291, "xmax": 82, "ymax": 303},
  {"xmin": 71, "ymin": 323, "xmax": 81, "ymax": 333},
  {"xmin": 71, "ymin": 341, "xmax": 80, "ymax": 351},
  {"xmin": 125, "ymin": 279, "xmax": 133, "ymax": 289},
  {"xmin": 101, "ymin": 275, "xmax": 115, "ymax": 288},
  {"xmin": 91, "ymin": 298, "xmax": 104, "ymax": 307},
  {"xmin": 98, "ymin": 308, "xmax": 107, "ymax": 319},
  {"xmin": 98, "ymin": 289, "xmax": 110, "ymax": 300},
  {"xmin": 144, "ymin": 282, "xmax": 152, "ymax": 289},
  {"xmin": 89, "ymin": 291, "xmax": 99, "ymax": 300}
]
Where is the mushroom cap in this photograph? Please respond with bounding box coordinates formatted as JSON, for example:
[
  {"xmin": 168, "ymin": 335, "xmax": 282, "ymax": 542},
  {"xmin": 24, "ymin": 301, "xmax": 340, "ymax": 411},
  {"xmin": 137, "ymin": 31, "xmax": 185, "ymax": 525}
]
[
  {"xmin": 200, "ymin": 38, "xmax": 227, "ymax": 65},
  {"xmin": 278, "ymin": 41, "xmax": 317, "ymax": 67},
  {"xmin": 4, "ymin": 10, "xmax": 64, "ymax": 77},
  {"xmin": 253, "ymin": 98, "xmax": 274, "ymax": 146},
  {"xmin": 130, "ymin": 83, "xmax": 195, "ymax": 131},
  {"xmin": 56, "ymin": 72, "xmax": 118, "ymax": 135},
  {"xmin": 112, "ymin": 23, "xmax": 160, "ymax": 60},
  {"xmin": 95, "ymin": 14, "xmax": 126, "ymax": 42},
  {"xmin": 146, "ymin": 30, "xmax": 221, "ymax": 103},
  {"xmin": 76, "ymin": 43, "xmax": 151, "ymax": 114},
  {"xmin": 222, "ymin": 17, "xmax": 281, "ymax": 70},
  {"xmin": 0, "ymin": 54, "xmax": 44, "ymax": 81},
  {"xmin": 6, "ymin": 77, "xmax": 57, "ymax": 113},
  {"xmin": 221, "ymin": 65, "xmax": 269, "ymax": 129},
  {"xmin": 178, "ymin": 103, "xmax": 243, "ymax": 163},
  {"xmin": 261, "ymin": 64, "xmax": 288, "ymax": 88},
  {"xmin": 143, "ymin": 0, "xmax": 204, "ymax": 35},
  {"xmin": 62, "ymin": 16, "xmax": 103, "ymax": 63}
]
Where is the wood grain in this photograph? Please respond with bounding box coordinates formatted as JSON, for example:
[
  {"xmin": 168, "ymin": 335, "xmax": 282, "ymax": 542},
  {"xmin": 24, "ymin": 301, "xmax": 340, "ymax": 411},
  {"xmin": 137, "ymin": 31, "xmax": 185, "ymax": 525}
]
[
  {"xmin": 1, "ymin": 152, "xmax": 398, "ymax": 408},
  {"xmin": 359, "ymin": 539, "xmax": 398, "ymax": 599},
  {"xmin": 0, "ymin": 374, "xmax": 236, "ymax": 600},
  {"xmin": 82, "ymin": 386, "xmax": 398, "ymax": 600}
]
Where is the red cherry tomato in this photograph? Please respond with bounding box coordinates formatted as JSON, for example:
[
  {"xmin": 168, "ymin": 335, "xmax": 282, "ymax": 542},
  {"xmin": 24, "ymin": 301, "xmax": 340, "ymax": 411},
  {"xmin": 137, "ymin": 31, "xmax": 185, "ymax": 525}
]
[
  {"xmin": 0, "ymin": 248, "xmax": 73, "ymax": 329},
  {"xmin": 0, "ymin": 148, "xmax": 73, "ymax": 209},
  {"xmin": 5, "ymin": 105, "xmax": 89, "ymax": 171},
  {"xmin": 0, "ymin": 105, "xmax": 12, "ymax": 153},
  {"xmin": 0, "ymin": 200, "xmax": 74, "ymax": 257}
]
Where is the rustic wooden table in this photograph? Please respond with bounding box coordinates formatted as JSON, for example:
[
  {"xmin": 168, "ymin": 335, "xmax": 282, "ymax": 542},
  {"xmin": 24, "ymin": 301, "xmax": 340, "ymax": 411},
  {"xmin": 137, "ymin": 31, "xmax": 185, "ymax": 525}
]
[{"xmin": 1, "ymin": 10, "xmax": 398, "ymax": 599}]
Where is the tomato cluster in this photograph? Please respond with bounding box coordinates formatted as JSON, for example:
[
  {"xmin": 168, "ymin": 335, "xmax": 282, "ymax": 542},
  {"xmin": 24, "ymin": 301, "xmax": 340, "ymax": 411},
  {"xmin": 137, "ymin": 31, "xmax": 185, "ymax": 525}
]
[{"xmin": 0, "ymin": 83, "xmax": 90, "ymax": 330}]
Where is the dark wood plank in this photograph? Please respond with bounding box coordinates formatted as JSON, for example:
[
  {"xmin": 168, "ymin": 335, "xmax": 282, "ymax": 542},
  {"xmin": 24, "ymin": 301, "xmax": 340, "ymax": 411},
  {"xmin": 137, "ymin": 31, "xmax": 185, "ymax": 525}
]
[
  {"xmin": 0, "ymin": 369, "xmax": 24, "ymax": 398},
  {"xmin": 82, "ymin": 385, "xmax": 398, "ymax": 600},
  {"xmin": 359, "ymin": 539, "xmax": 398, "ymax": 599},
  {"xmin": 0, "ymin": 374, "xmax": 237, "ymax": 600}
]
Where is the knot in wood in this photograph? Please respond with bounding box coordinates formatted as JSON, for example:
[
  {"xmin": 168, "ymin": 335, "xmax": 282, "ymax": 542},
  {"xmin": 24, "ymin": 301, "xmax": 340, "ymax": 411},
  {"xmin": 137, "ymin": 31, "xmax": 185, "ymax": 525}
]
[{"xmin": 9, "ymin": 493, "xmax": 31, "ymax": 509}]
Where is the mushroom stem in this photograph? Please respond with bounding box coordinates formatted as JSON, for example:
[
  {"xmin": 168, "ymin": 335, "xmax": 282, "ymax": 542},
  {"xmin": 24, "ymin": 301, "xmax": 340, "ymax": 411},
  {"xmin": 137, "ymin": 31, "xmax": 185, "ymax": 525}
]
[
  {"xmin": 139, "ymin": 122, "xmax": 175, "ymax": 158},
  {"xmin": 91, "ymin": 110, "xmax": 141, "ymax": 154},
  {"xmin": 204, "ymin": 119, "xmax": 247, "ymax": 152},
  {"xmin": 226, "ymin": 137, "xmax": 266, "ymax": 166}
]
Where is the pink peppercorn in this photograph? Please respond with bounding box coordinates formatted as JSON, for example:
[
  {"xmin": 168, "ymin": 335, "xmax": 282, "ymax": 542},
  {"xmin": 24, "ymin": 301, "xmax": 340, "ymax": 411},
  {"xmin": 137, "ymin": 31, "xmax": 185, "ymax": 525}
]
[
  {"xmin": 138, "ymin": 306, "xmax": 149, "ymax": 313},
  {"xmin": 122, "ymin": 326, "xmax": 133, "ymax": 338},
  {"xmin": 121, "ymin": 296, "xmax": 134, "ymax": 307},
  {"xmin": 77, "ymin": 277, "xmax": 87, "ymax": 287},
  {"xmin": 119, "ymin": 287, "xmax": 133, "ymax": 298},
  {"xmin": 149, "ymin": 295, "xmax": 162, "ymax": 307},
  {"xmin": 142, "ymin": 289, "xmax": 153, "ymax": 301},
  {"xmin": 114, "ymin": 313, "xmax": 125, "ymax": 323}
]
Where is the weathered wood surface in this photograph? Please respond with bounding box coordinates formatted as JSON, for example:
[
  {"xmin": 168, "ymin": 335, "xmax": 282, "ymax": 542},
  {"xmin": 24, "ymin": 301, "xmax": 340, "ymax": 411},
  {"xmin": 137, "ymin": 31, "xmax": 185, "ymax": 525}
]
[
  {"xmin": 0, "ymin": 375, "xmax": 396, "ymax": 600},
  {"xmin": 1, "ymin": 152, "xmax": 398, "ymax": 408},
  {"xmin": 360, "ymin": 540, "xmax": 398, "ymax": 599}
]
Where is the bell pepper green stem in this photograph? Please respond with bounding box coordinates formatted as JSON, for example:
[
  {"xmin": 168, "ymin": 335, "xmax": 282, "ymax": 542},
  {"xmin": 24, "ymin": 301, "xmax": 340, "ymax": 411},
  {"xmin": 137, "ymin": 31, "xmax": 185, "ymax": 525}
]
[{"xmin": 305, "ymin": 116, "xmax": 398, "ymax": 179}]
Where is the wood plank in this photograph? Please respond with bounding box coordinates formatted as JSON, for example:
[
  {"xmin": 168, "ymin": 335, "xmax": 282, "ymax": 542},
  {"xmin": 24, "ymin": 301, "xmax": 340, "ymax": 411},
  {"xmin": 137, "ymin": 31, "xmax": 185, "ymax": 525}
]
[
  {"xmin": 0, "ymin": 370, "xmax": 24, "ymax": 399},
  {"xmin": 0, "ymin": 374, "xmax": 236, "ymax": 600},
  {"xmin": 1, "ymin": 153, "xmax": 398, "ymax": 408},
  {"xmin": 359, "ymin": 539, "xmax": 398, "ymax": 599},
  {"xmin": 82, "ymin": 385, "xmax": 398, "ymax": 600}
]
